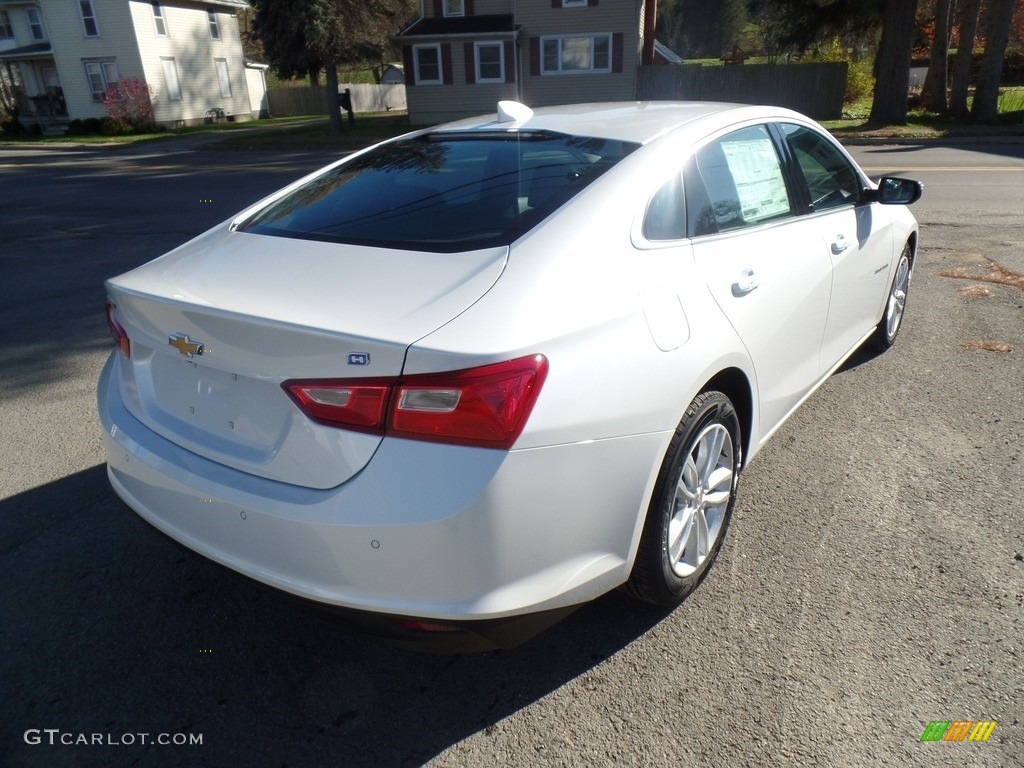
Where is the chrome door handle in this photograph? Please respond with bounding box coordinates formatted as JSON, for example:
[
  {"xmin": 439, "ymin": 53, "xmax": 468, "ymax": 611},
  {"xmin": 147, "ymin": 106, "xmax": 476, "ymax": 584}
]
[
  {"xmin": 832, "ymin": 234, "xmax": 849, "ymax": 254},
  {"xmin": 732, "ymin": 268, "xmax": 759, "ymax": 296}
]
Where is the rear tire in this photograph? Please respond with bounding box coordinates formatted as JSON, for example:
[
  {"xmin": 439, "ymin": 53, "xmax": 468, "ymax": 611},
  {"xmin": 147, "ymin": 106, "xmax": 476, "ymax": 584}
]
[
  {"xmin": 626, "ymin": 391, "xmax": 741, "ymax": 608},
  {"xmin": 869, "ymin": 243, "xmax": 912, "ymax": 352}
]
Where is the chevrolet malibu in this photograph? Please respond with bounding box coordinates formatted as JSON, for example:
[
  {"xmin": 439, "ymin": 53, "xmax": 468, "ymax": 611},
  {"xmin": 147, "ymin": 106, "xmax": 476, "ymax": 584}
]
[{"xmin": 98, "ymin": 102, "xmax": 921, "ymax": 650}]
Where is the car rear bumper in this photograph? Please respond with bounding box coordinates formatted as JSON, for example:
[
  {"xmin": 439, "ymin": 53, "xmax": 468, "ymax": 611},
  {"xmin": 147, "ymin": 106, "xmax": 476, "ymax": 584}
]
[{"xmin": 98, "ymin": 353, "xmax": 669, "ymax": 632}]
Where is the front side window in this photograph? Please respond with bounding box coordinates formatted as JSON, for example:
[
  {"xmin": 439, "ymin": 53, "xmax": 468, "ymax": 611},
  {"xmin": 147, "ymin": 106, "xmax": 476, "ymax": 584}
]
[
  {"xmin": 242, "ymin": 131, "xmax": 639, "ymax": 253},
  {"xmin": 83, "ymin": 59, "xmax": 118, "ymax": 100},
  {"xmin": 215, "ymin": 58, "xmax": 231, "ymax": 97},
  {"xmin": 0, "ymin": 11, "xmax": 14, "ymax": 39},
  {"xmin": 689, "ymin": 125, "xmax": 792, "ymax": 235},
  {"xmin": 26, "ymin": 7, "xmax": 46, "ymax": 40},
  {"xmin": 207, "ymin": 9, "xmax": 220, "ymax": 40},
  {"xmin": 443, "ymin": 0, "xmax": 464, "ymax": 17},
  {"xmin": 475, "ymin": 42, "xmax": 503, "ymax": 83},
  {"xmin": 541, "ymin": 35, "xmax": 611, "ymax": 74},
  {"xmin": 161, "ymin": 57, "xmax": 181, "ymax": 100},
  {"xmin": 152, "ymin": 2, "xmax": 167, "ymax": 36},
  {"xmin": 414, "ymin": 44, "xmax": 442, "ymax": 84},
  {"xmin": 79, "ymin": 0, "xmax": 99, "ymax": 37},
  {"xmin": 781, "ymin": 123, "xmax": 861, "ymax": 212}
]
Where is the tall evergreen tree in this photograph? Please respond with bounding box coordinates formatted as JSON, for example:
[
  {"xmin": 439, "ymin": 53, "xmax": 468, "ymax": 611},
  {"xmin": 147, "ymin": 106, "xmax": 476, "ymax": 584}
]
[
  {"xmin": 922, "ymin": 0, "xmax": 954, "ymax": 111},
  {"xmin": 949, "ymin": 0, "xmax": 983, "ymax": 117},
  {"xmin": 870, "ymin": 0, "xmax": 920, "ymax": 124},
  {"xmin": 971, "ymin": 0, "xmax": 1018, "ymax": 123}
]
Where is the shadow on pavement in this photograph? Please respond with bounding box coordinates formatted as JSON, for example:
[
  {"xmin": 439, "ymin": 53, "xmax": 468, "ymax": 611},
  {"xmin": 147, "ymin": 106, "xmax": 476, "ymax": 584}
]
[{"xmin": 0, "ymin": 465, "xmax": 667, "ymax": 767}]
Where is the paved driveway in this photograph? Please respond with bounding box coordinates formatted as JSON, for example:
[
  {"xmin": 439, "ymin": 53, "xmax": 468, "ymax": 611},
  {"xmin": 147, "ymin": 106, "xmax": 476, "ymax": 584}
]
[{"xmin": 0, "ymin": 139, "xmax": 1021, "ymax": 768}]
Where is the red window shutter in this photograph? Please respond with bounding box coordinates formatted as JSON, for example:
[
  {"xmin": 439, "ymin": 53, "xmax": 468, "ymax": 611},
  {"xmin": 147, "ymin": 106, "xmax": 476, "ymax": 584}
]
[
  {"xmin": 588, "ymin": 0, "xmax": 599, "ymax": 6},
  {"xmin": 442, "ymin": 43, "xmax": 453, "ymax": 84},
  {"xmin": 433, "ymin": 0, "xmax": 442, "ymax": 16},
  {"xmin": 464, "ymin": 42, "xmax": 476, "ymax": 84},
  {"xmin": 403, "ymin": 45, "xmax": 416, "ymax": 86},
  {"xmin": 551, "ymin": 0, "xmax": 559, "ymax": 7},
  {"xmin": 504, "ymin": 40, "xmax": 515, "ymax": 83},
  {"xmin": 529, "ymin": 37, "xmax": 540, "ymax": 76},
  {"xmin": 612, "ymin": 32, "xmax": 623, "ymax": 73},
  {"xmin": 466, "ymin": 0, "xmax": 475, "ymax": 14}
]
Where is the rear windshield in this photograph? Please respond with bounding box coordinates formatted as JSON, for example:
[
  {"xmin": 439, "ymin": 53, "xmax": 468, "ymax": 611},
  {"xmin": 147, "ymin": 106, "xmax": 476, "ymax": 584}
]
[{"xmin": 241, "ymin": 131, "xmax": 639, "ymax": 253}]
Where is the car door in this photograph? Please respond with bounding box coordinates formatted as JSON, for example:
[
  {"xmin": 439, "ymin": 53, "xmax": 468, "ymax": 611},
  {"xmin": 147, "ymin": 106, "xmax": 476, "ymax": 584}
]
[
  {"xmin": 687, "ymin": 124, "xmax": 833, "ymax": 441},
  {"xmin": 778, "ymin": 122, "xmax": 895, "ymax": 369}
]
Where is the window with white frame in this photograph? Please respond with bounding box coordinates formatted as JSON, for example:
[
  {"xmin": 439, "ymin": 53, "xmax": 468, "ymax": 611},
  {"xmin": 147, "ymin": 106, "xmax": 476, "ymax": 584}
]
[
  {"xmin": 443, "ymin": 0, "xmax": 464, "ymax": 17},
  {"xmin": 79, "ymin": 0, "xmax": 99, "ymax": 37},
  {"xmin": 414, "ymin": 44, "xmax": 442, "ymax": 84},
  {"xmin": 151, "ymin": 2, "xmax": 167, "ymax": 36},
  {"xmin": 26, "ymin": 7, "xmax": 46, "ymax": 41},
  {"xmin": 83, "ymin": 59, "xmax": 119, "ymax": 100},
  {"xmin": 207, "ymin": 8, "xmax": 220, "ymax": 40},
  {"xmin": 161, "ymin": 57, "xmax": 182, "ymax": 100},
  {"xmin": 0, "ymin": 11, "xmax": 14, "ymax": 39},
  {"xmin": 541, "ymin": 34, "xmax": 611, "ymax": 74},
  {"xmin": 215, "ymin": 58, "xmax": 231, "ymax": 98},
  {"xmin": 475, "ymin": 42, "xmax": 503, "ymax": 83}
]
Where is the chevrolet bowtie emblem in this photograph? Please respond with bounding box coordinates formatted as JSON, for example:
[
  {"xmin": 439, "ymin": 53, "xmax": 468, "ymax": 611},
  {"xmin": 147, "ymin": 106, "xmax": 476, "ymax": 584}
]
[{"xmin": 169, "ymin": 333, "xmax": 204, "ymax": 358}]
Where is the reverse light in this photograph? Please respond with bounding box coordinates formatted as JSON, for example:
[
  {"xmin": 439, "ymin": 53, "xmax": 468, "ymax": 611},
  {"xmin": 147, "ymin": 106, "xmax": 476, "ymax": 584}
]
[
  {"xmin": 281, "ymin": 354, "xmax": 548, "ymax": 450},
  {"xmin": 104, "ymin": 300, "xmax": 130, "ymax": 358}
]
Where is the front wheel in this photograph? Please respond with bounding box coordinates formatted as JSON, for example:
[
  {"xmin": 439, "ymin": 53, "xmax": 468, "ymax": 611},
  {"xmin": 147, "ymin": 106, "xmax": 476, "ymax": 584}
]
[
  {"xmin": 868, "ymin": 243, "xmax": 912, "ymax": 352},
  {"xmin": 626, "ymin": 391, "xmax": 741, "ymax": 608}
]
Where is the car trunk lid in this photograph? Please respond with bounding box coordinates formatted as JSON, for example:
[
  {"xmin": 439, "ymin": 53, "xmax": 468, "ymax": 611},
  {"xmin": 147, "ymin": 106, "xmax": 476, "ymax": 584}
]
[{"xmin": 105, "ymin": 228, "xmax": 507, "ymax": 489}]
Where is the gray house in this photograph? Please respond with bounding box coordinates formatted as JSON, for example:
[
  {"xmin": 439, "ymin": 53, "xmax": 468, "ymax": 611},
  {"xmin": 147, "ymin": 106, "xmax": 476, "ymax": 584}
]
[
  {"xmin": 0, "ymin": 0, "xmax": 254, "ymax": 132},
  {"xmin": 395, "ymin": 0, "xmax": 643, "ymax": 124}
]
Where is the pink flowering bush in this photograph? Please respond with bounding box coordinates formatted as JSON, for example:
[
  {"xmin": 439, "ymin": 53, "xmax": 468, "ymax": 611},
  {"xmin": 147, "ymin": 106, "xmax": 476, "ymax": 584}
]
[{"xmin": 100, "ymin": 78, "xmax": 155, "ymax": 134}]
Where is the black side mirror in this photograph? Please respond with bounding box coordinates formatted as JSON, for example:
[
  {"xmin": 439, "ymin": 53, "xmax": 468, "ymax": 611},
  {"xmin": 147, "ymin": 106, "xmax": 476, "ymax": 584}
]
[{"xmin": 873, "ymin": 176, "xmax": 924, "ymax": 205}]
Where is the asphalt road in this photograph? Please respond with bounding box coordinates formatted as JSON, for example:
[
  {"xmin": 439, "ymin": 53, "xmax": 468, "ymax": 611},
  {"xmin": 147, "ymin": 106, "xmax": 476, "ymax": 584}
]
[{"xmin": 0, "ymin": 137, "xmax": 1021, "ymax": 768}]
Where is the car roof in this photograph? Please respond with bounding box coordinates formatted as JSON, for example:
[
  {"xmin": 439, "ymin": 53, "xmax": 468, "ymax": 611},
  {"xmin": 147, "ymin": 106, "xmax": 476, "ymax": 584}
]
[{"xmin": 432, "ymin": 101, "xmax": 809, "ymax": 145}]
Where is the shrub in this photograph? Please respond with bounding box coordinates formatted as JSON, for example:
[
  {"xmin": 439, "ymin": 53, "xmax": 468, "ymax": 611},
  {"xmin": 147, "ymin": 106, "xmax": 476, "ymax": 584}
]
[
  {"xmin": 101, "ymin": 77, "xmax": 154, "ymax": 133},
  {"xmin": 804, "ymin": 39, "xmax": 874, "ymax": 105}
]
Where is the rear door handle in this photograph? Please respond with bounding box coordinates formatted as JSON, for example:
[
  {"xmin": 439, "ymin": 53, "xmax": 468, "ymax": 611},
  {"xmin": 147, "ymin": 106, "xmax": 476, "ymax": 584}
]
[
  {"xmin": 831, "ymin": 234, "xmax": 849, "ymax": 254},
  {"xmin": 732, "ymin": 268, "xmax": 759, "ymax": 296}
]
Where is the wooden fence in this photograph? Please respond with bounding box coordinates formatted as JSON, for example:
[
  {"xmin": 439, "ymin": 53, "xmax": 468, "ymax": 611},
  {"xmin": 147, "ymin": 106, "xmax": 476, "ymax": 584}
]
[
  {"xmin": 636, "ymin": 62, "xmax": 848, "ymax": 120},
  {"xmin": 267, "ymin": 83, "xmax": 407, "ymax": 117}
]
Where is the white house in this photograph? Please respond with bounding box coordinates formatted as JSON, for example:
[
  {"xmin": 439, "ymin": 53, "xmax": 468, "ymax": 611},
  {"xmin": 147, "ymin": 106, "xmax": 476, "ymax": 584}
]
[{"xmin": 0, "ymin": 0, "xmax": 255, "ymax": 132}]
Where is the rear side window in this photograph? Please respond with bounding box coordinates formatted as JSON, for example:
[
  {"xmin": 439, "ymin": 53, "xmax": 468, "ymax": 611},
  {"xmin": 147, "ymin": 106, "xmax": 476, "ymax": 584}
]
[
  {"xmin": 242, "ymin": 131, "xmax": 638, "ymax": 253},
  {"xmin": 688, "ymin": 125, "xmax": 792, "ymax": 236},
  {"xmin": 781, "ymin": 123, "xmax": 860, "ymax": 212}
]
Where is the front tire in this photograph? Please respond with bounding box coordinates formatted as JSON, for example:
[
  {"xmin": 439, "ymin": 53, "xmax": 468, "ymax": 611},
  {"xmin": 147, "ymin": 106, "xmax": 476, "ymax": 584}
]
[
  {"xmin": 869, "ymin": 243, "xmax": 912, "ymax": 352},
  {"xmin": 626, "ymin": 391, "xmax": 741, "ymax": 608}
]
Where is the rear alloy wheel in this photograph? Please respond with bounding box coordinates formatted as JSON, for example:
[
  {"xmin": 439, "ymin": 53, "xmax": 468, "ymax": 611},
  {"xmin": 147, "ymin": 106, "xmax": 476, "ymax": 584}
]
[
  {"xmin": 626, "ymin": 391, "xmax": 741, "ymax": 608},
  {"xmin": 869, "ymin": 243, "xmax": 912, "ymax": 352}
]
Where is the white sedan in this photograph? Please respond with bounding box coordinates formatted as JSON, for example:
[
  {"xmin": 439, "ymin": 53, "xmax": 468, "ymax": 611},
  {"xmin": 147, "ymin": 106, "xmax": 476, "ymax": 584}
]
[{"xmin": 98, "ymin": 101, "xmax": 921, "ymax": 650}]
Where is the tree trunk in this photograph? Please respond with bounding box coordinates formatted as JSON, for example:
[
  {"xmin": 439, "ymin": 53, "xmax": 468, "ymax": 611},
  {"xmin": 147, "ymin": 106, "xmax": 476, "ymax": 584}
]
[
  {"xmin": 325, "ymin": 57, "xmax": 343, "ymax": 133},
  {"xmin": 922, "ymin": 0, "xmax": 953, "ymax": 111},
  {"xmin": 870, "ymin": 0, "xmax": 919, "ymax": 125},
  {"xmin": 949, "ymin": 0, "xmax": 982, "ymax": 117},
  {"xmin": 970, "ymin": 0, "xmax": 1017, "ymax": 123}
]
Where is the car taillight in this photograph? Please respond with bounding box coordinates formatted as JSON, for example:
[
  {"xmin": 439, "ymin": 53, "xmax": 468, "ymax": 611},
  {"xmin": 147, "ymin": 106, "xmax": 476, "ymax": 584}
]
[
  {"xmin": 282, "ymin": 380, "xmax": 392, "ymax": 435},
  {"xmin": 281, "ymin": 354, "xmax": 548, "ymax": 450},
  {"xmin": 104, "ymin": 300, "xmax": 130, "ymax": 358}
]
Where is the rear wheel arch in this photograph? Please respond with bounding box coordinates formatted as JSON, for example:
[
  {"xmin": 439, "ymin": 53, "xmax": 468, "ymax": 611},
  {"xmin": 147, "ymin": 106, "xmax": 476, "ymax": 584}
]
[{"xmin": 700, "ymin": 367, "xmax": 753, "ymax": 468}]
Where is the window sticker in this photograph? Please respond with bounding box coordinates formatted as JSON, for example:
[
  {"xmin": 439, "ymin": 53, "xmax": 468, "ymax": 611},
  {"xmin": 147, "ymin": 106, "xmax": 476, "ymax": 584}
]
[{"xmin": 720, "ymin": 137, "xmax": 790, "ymax": 223}]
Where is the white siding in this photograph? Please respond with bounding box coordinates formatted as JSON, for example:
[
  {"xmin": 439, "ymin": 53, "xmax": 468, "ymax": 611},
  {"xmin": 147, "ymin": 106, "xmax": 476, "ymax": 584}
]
[
  {"xmin": 42, "ymin": 0, "xmax": 147, "ymax": 120},
  {"xmin": 129, "ymin": 0, "xmax": 250, "ymax": 124}
]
